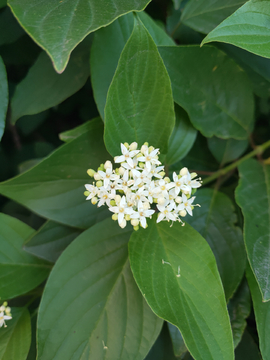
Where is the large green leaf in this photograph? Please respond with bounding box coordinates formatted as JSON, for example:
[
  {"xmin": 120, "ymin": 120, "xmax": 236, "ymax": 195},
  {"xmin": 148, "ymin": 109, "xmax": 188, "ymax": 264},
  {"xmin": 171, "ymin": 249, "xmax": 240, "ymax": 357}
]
[
  {"xmin": 0, "ymin": 118, "xmax": 111, "ymax": 229},
  {"xmin": 0, "ymin": 213, "xmax": 51, "ymax": 299},
  {"xmin": 37, "ymin": 218, "xmax": 163, "ymax": 360},
  {"xmin": 235, "ymin": 159, "xmax": 270, "ymax": 301},
  {"xmin": 104, "ymin": 16, "xmax": 175, "ymax": 156},
  {"xmin": 0, "ymin": 307, "xmax": 31, "ymax": 360},
  {"xmin": 181, "ymin": 0, "xmax": 246, "ymax": 34},
  {"xmin": 8, "ymin": 0, "xmax": 151, "ymax": 73},
  {"xmin": 158, "ymin": 45, "xmax": 254, "ymax": 140},
  {"xmin": 10, "ymin": 37, "xmax": 91, "ymax": 124},
  {"xmin": 186, "ymin": 188, "xmax": 246, "ymax": 300},
  {"xmin": 202, "ymin": 0, "xmax": 270, "ymax": 59},
  {"xmin": 91, "ymin": 11, "xmax": 174, "ymax": 119},
  {"xmin": 207, "ymin": 136, "xmax": 248, "ymax": 165},
  {"xmin": 129, "ymin": 220, "xmax": 234, "ymax": 360},
  {"xmin": 24, "ymin": 220, "xmax": 82, "ymax": 263},
  {"xmin": 246, "ymin": 265, "xmax": 270, "ymax": 359},
  {"xmin": 0, "ymin": 56, "xmax": 8, "ymax": 141},
  {"xmin": 166, "ymin": 105, "xmax": 197, "ymax": 166}
]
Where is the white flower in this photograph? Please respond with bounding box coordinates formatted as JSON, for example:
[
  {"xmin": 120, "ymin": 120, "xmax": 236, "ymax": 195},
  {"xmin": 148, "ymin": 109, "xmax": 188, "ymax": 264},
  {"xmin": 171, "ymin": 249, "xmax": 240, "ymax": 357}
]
[
  {"xmin": 98, "ymin": 163, "xmax": 119, "ymax": 188},
  {"xmin": 130, "ymin": 200, "xmax": 155, "ymax": 228},
  {"xmin": 138, "ymin": 147, "xmax": 161, "ymax": 171},
  {"xmin": 97, "ymin": 189, "xmax": 114, "ymax": 207},
  {"xmin": 177, "ymin": 194, "xmax": 196, "ymax": 216},
  {"xmin": 0, "ymin": 303, "xmax": 12, "ymax": 328},
  {"xmin": 109, "ymin": 196, "xmax": 134, "ymax": 226},
  {"xmin": 153, "ymin": 179, "xmax": 175, "ymax": 198},
  {"xmin": 157, "ymin": 202, "xmax": 177, "ymax": 223},
  {"xmin": 180, "ymin": 171, "xmax": 202, "ymax": 195},
  {"xmin": 114, "ymin": 143, "xmax": 139, "ymax": 167},
  {"xmin": 84, "ymin": 184, "xmax": 98, "ymax": 200}
]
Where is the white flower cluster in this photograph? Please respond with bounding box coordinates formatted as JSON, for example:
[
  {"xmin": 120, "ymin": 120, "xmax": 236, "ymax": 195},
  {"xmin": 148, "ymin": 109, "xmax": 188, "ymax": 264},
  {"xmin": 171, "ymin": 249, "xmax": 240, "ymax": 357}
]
[
  {"xmin": 84, "ymin": 142, "xmax": 202, "ymax": 230},
  {"xmin": 0, "ymin": 302, "xmax": 12, "ymax": 328}
]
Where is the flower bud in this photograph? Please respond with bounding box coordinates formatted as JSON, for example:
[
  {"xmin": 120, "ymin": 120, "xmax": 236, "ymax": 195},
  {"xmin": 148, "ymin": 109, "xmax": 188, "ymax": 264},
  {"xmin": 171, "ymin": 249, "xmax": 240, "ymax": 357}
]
[
  {"xmin": 158, "ymin": 197, "xmax": 165, "ymax": 205},
  {"xmin": 125, "ymin": 214, "xmax": 131, "ymax": 221},
  {"xmin": 131, "ymin": 219, "xmax": 139, "ymax": 226},
  {"xmin": 141, "ymin": 145, "xmax": 148, "ymax": 154},
  {"xmin": 143, "ymin": 202, "xmax": 150, "ymax": 210},
  {"xmin": 133, "ymin": 225, "xmax": 140, "ymax": 231},
  {"xmin": 180, "ymin": 167, "xmax": 188, "ymax": 176},
  {"xmin": 164, "ymin": 177, "xmax": 170, "ymax": 183},
  {"xmin": 148, "ymin": 146, "xmax": 154, "ymax": 153},
  {"xmin": 139, "ymin": 162, "xmax": 145, "ymax": 168},
  {"xmin": 179, "ymin": 210, "xmax": 187, "ymax": 217},
  {"xmin": 87, "ymin": 169, "xmax": 96, "ymax": 177},
  {"xmin": 112, "ymin": 214, "xmax": 118, "ymax": 221},
  {"xmin": 110, "ymin": 200, "xmax": 116, "ymax": 206},
  {"xmin": 119, "ymin": 219, "xmax": 127, "ymax": 229},
  {"xmin": 124, "ymin": 142, "xmax": 129, "ymax": 148},
  {"xmin": 84, "ymin": 191, "xmax": 90, "ymax": 197},
  {"xmin": 119, "ymin": 167, "xmax": 125, "ymax": 175},
  {"xmin": 158, "ymin": 171, "xmax": 165, "ymax": 177},
  {"xmin": 104, "ymin": 160, "xmax": 112, "ymax": 169},
  {"xmin": 94, "ymin": 172, "xmax": 101, "ymax": 181},
  {"xmin": 115, "ymin": 195, "xmax": 121, "ymax": 204},
  {"xmin": 136, "ymin": 152, "xmax": 143, "ymax": 158},
  {"xmin": 175, "ymin": 196, "xmax": 182, "ymax": 204},
  {"xmin": 129, "ymin": 142, "xmax": 138, "ymax": 150},
  {"xmin": 96, "ymin": 180, "xmax": 103, "ymax": 188},
  {"xmin": 190, "ymin": 172, "xmax": 197, "ymax": 179},
  {"xmin": 91, "ymin": 197, "xmax": 98, "ymax": 205}
]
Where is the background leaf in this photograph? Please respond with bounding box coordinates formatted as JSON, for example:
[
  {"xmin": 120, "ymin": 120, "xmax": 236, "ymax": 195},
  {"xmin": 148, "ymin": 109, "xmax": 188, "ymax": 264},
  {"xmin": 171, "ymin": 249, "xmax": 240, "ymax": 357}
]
[
  {"xmin": 246, "ymin": 265, "xmax": 270, "ymax": 359},
  {"xmin": 202, "ymin": 0, "xmax": 270, "ymax": 59},
  {"xmin": 235, "ymin": 329, "xmax": 261, "ymax": 360},
  {"xmin": 0, "ymin": 7, "xmax": 24, "ymax": 47},
  {"xmin": 166, "ymin": 105, "xmax": 197, "ymax": 166},
  {"xmin": 0, "ymin": 213, "xmax": 50, "ymax": 299},
  {"xmin": 10, "ymin": 37, "xmax": 91, "ymax": 124},
  {"xmin": 235, "ymin": 159, "xmax": 270, "ymax": 301},
  {"xmin": 167, "ymin": 323, "xmax": 187, "ymax": 358},
  {"xmin": 37, "ymin": 218, "xmax": 163, "ymax": 360},
  {"xmin": 0, "ymin": 56, "xmax": 8, "ymax": 141},
  {"xmin": 104, "ymin": 16, "xmax": 175, "ymax": 156},
  {"xmin": 0, "ymin": 307, "xmax": 31, "ymax": 360},
  {"xmin": 207, "ymin": 137, "xmax": 248, "ymax": 165},
  {"xmin": 186, "ymin": 188, "xmax": 246, "ymax": 300},
  {"xmin": 59, "ymin": 119, "xmax": 99, "ymax": 143},
  {"xmin": 129, "ymin": 220, "xmax": 234, "ymax": 360},
  {"xmin": 91, "ymin": 11, "xmax": 174, "ymax": 119},
  {"xmin": 8, "ymin": 0, "xmax": 151, "ymax": 73},
  {"xmin": 0, "ymin": 118, "xmax": 111, "ymax": 229},
  {"xmin": 181, "ymin": 0, "xmax": 246, "ymax": 34},
  {"xmin": 24, "ymin": 220, "xmax": 82, "ymax": 263},
  {"xmin": 158, "ymin": 45, "xmax": 254, "ymax": 140}
]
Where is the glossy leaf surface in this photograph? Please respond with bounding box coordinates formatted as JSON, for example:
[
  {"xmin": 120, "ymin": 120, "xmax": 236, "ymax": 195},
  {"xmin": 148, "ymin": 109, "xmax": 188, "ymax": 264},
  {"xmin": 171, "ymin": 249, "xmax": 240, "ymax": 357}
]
[
  {"xmin": 0, "ymin": 307, "xmax": 31, "ymax": 360},
  {"xmin": 0, "ymin": 118, "xmax": 111, "ymax": 229},
  {"xmin": 207, "ymin": 137, "xmax": 248, "ymax": 165},
  {"xmin": 166, "ymin": 105, "xmax": 197, "ymax": 165},
  {"xmin": 129, "ymin": 220, "xmax": 234, "ymax": 360},
  {"xmin": 24, "ymin": 220, "xmax": 82, "ymax": 263},
  {"xmin": 91, "ymin": 11, "xmax": 174, "ymax": 119},
  {"xmin": 159, "ymin": 45, "xmax": 254, "ymax": 140},
  {"xmin": 8, "ymin": 0, "xmax": 151, "ymax": 73},
  {"xmin": 202, "ymin": 0, "xmax": 270, "ymax": 59},
  {"xmin": 181, "ymin": 0, "xmax": 246, "ymax": 34},
  {"xmin": 0, "ymin": 57, "xmax": 8, "ymax": 141},
  {"xmin": 0, "ymin": 213, "xmax": 50, "ymax": 299},
  {"xmin": 104, "ymin": 16, "xmax": 175, "ymax": 156},
  {"xmin": 187, "ymin": 188, "xmax": 246, "ymax": 300},
  {"xmin": 10, "ymin": 37, "xmax": 91, "ymax": 123},
  {"xmin": 235, "ymin": 159, "xmax": 270, "ymax": 301},
  {"xmin": 37, "ymin": 218, "xmax": 163, "ymax": 360}
]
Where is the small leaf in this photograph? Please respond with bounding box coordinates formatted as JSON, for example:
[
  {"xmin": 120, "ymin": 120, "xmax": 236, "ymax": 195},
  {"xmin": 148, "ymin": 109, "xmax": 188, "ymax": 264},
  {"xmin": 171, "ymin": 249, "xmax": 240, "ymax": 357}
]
[
  {"xmin": 0, "ymin": 213, "xmax": 51, "ymax": 299},
  {"xmin": 0, "ymin": 118, "xmax": 111, "ymax": 229},
  {"xmin": 0, "ymin": 56, "xmax": 8, "ymax": 141},
  {"xmin": 10, "ymin": 37, "xmax": 91, "ymax": 124},
  {"xmin": 186, "ymin": 188, "xmax": 246, "ymax": 300},
  {"xmin": 91, "ymin": 11, "xmax": 174, "ymax": 119},
  {"xmin": 59, "ymin": 119, "xmax": 99, "ymax": 143},
  {"xmin": 167, "ymin": 323, "xmax": 187, "ymax": 358},
  {"xmin": 0, "ymin": 307, "xmax": 31, "ymax": 360},
  {"xmin": 37, "ymin": 218, "xmax": 163, "ymax": 360},
  {"xmin": 166, "ymin": 105, "xmax": 197, "ymax": 166},
  {"xmin": 158, "ymin": 45, "xmax": 254, "ymax": 140},
  {"xmin": 246, "ymin": 264, "xmax": 270, "ymax": 359},
  {"xmin": 207, "ymin": 136, "xmax": 248, "ymax": 165},
  {"xmin": 235, "ymin": 159, "xmax": 270, "ymax": 301},
  {"xmin": 228, "ymin": 280, "xmax": 251, "ymax": 347},
  {"xmin": 181, "ymin": 0, "xmax": 246, "ymax": 34},
  {"xmin": 202, "ymin": 0, "xmax": 270, "ymax": 59},
  {"xmin": 24, "ymin": 220, "xmax": 82, "ymax": 263},
  {"xmin": 104, "ymin": 16, "xmax": 175, "ymax": 156},
  {"xmin": 8, "ymin": 0, "xmax": 151, "ymax": 73},
  {"xmin": 129, "ymin": 220, "xmax": 234, "ymax": 360}
]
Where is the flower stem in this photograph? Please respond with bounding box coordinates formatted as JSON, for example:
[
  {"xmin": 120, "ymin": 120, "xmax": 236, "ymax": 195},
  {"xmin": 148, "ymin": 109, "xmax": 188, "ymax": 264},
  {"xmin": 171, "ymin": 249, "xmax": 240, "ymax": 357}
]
[{"xmin": 203, "ymin": 139, "xmax": 270, "ymax": 185}]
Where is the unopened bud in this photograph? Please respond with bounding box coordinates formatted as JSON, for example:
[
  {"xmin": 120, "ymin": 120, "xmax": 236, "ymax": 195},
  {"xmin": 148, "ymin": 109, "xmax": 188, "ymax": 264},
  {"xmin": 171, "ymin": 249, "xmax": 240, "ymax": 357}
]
[
  {"xmin": 175, "ymin": 196, "xmax": 182, "ymax": 204},
  {"xmin": 119, "ymin": 167, "xmax": 125, "ymax": 175},
  {"xmin": 133, "ymin": 225, "xmax": 139, "ymax": 231},
  {"xmin": 141, "ymin": 145, "xmax": 148, "ymax": 154},
  {"xmin": 87, "ymin": 169, "xmax": 96, "ymax": 177},
  {"xmin": 179, "ymin": 210, "xmax": 187, "ymax": 217},
  {"xmin": 104, "ymin": 160, "xmax": 112, "ymax": 169},
  {"xmin": 191, "ymin": 172, "xmax": 197, "ymax": 179},
  {"xmin": 158, "ymin": 197, "xmax": 165, "ymax": 205},
  {"xmin": 159, "ymin": 171, "xmax": 165, "ymax": 177},
  {"xmin": 148, "ymin": 146, "xmax": 154, "ymax": 153},
  {"xmin": 131, "ymin": 219, "xmax": 139, "ymax": 226},
  {"xmin": 139, "ymin": 162, "xmax": 144, "ymax": 168},
  {"xmin": 164, "ymin": 177, "xmax": 170, "ymax": 183},
  {"xmin": 110, "ymin": 200, "xmax": 116, "ymax": 206},
  {"xmin": 96, "ymin": 180, "xmax": 103, "ymax": 187},
  {"xmin": 124, "ymin": 142, "xmax": 129, "ymax": 148},
  {"xmin": 136, "ymin": 152, "xmax": 143, "ymax": 158},
  {"xmin": 153, "ymin": 198, "xmax": 158, "ymax": 203},
  {"xmin": 129, "ymin": 142, "xmax": 138, "ymax": 150},
  {"xmin": 115, "ymin": 195, "xmax": 121, "ymax": 204},
  {"xmin": 143, "ymin": 202, "xmax": 150, "ymax": 210},
  {"xmin": 119, "ymin": 219, "xmax": 127, "ymax": 229},
  {"xmin": 180, "ymin": 167, "xmax": 188, "ymax": 176},
  {"xmin": 125, "ymin": 214, "xmax": 131, "ymax": 221},
  {"xmin": 94, "ymin": 172, "xmax": 101, "ymax": 181},
  {"xmin": 112, "ymin": 214, "xmax": 118, "ymax": 221},
  {"xmin": 91, "ymin": 197, "xmax": 98, "ymax": 205},
  {"xmin": 84, "ymin": 191, "xmax": 90, "ymax": 197}
]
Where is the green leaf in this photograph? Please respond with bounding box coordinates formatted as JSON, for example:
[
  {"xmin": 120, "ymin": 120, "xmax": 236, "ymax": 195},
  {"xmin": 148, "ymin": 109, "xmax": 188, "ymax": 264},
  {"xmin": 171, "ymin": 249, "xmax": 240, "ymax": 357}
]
[
  {"xmin": 0, "ymin": 7, "xmax": 24, "ymax": 46},
  {"xmin": 0, "ymin": 118, "xmax": 111, "ymax": 229},
  {"xmin": 246, "ymin": 264, "xmax": 270, "ymax": 359},
  {"xmin": 207, "ymin": 136, "xmax": 248, "ymax": 165},
  {"xmin": 10, "ymin": 37, "xmax": 91, "ymax": 124},
  {"xmin": 104, "ymin": 16, "xmax": 175, "ymax": 156},
  {"xmin": 235, "ymin": 329, "xmax": 261, "ymax": 360},
  {"xmin": 37, "ymin": 218, "xmax": 163, "ymax": 360},
  {"xmin": 158, "ymin": 45, "xmax": 254, "ymax": 140},
  {"xmin": 235, "ymin": 159, "xmax": 270, "ymax": 301},
  {"xmin": 129, "ymin": 220, "xmax": 234, "ymax": 360},
  {"xmin": 0, "ymin": 307, "xmax": 31, "ymax": 360},
  {"xmin": 0, "ymin": 0, "xmax": 6, "ymax": 9},
  {"xmin": 202, "ymin": 0, "xmax": 270, "ymax": 59},
  {"xmin": 166, "ymin": 105, "xmax": 197, "ymax": 166},
  {"xmin": 186, "ymin": 188, "xmax": 246, "ymax": 300},
  {"xmin": 0, "ymin": 56, "xmax": 8, "ymax": 141},
  {"xmin": 0, "ymin": 213, "xmax": 51, "ymax": 299},
  {"xmin": 145, "ymin": 324, "xmax": 177, "ymax": 360},
  {"xmin": 59, "ymin": 119, "xmax": 99, "ymax": 143},
  {"xmin": 167, "ymin": 323, "xmax": 187, "ymax": 358},
  {"xmin": 181, "ymin": 0, "xmax": 246, "ymax": 34},
  {"xmin": 91, "ymin": 11, "xmax": 174, "ymax": 119},
  {"xmin": 228, "ymin": 280, "xmax": 251, "ymax": 347},
  {"xmin": 8, "ymin": 0, "xmax": 151, "ymax": 73},
  {"xmin": 24, "ymin": 220, "xmax": 82, "ymax": 263}
]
